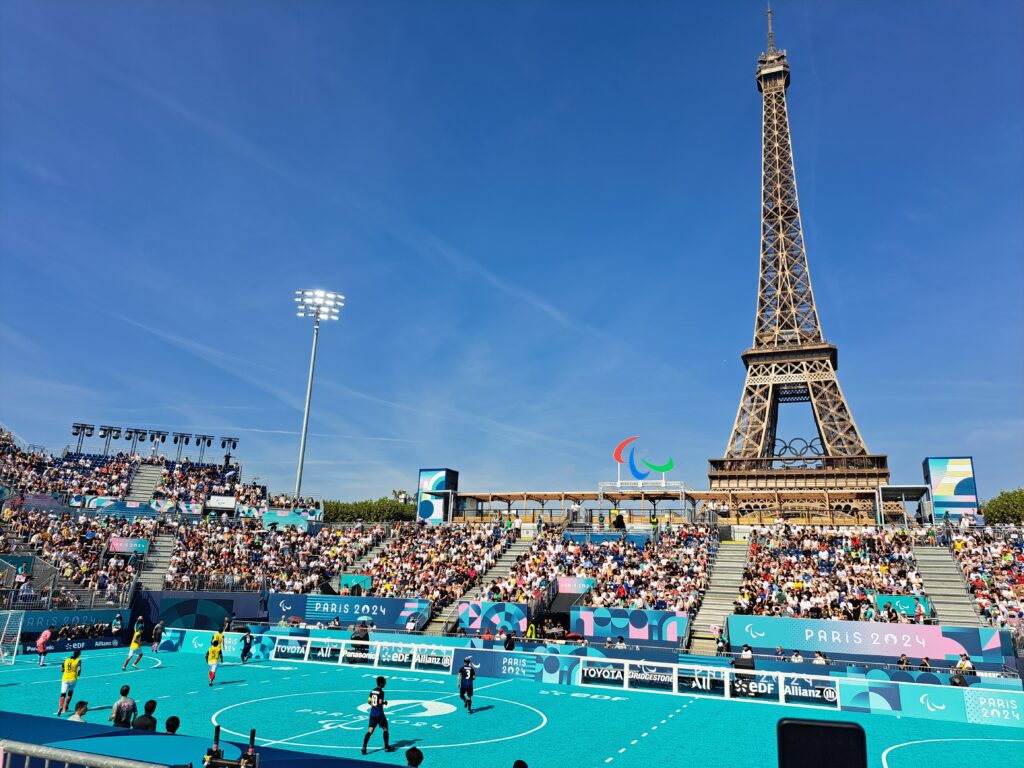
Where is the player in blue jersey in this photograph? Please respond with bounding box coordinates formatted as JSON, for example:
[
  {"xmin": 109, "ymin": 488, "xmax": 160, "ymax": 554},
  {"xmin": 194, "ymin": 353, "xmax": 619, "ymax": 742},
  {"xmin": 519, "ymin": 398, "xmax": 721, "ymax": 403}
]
[
  {"xmin": 361, "ymin": 676, "xmax": 396, "ymax": 755},
  {"xmin": 458, "ymin": 657, "xmax": 476, "ymax": 713}
]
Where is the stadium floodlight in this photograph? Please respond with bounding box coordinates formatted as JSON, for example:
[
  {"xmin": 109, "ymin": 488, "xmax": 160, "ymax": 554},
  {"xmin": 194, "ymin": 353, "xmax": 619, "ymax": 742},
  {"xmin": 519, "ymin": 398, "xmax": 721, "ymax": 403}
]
[
  {"xmin": 171, "ymin": 432, "xmax": 191, "ymax": 462},
  {"xmin": 220, "ymin": 437, "xmax": 239, "ymax": 467},
  {"xmin": 123, "ymin": 428, "xmax": 148, "ymax": 455},
  {"xmin": 194, "ymin": 434, "xmax": 214, "ymax": 464},
  {"xmin": 292, "ymin": 289, "xmax": 344, "ymax": 507},
  {"xmin": 97, "ymin": 426, "xmax": 122, "ymax": 456},
  {"xmin": 70, "ymin": 423, "xmax": 95, "ymax": 454},
  {"xmin": 148, "ymin": 430, "xmax": 168, "ymax": 459}
]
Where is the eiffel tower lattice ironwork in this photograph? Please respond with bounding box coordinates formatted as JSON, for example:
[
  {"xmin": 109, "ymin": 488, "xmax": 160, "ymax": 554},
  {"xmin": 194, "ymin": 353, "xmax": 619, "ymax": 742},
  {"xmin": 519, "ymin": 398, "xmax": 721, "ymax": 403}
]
[{"xmin": 709, "ymin": 9, "xmax": 888, "ymax": 498}]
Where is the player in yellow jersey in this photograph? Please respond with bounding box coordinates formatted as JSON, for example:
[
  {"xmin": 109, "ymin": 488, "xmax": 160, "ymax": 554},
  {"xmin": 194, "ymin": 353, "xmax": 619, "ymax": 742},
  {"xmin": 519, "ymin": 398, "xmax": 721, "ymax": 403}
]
[
  {"xmin": 207, "ymin": 638, "xmax": 222, "ymax": 686},
  {"xmin": 122, "ymin": 629, "xmax": 145, "ymax": 671},
  {"xmin": 56, "ymin": 650, "xmax": 82, "ymax": 716}
]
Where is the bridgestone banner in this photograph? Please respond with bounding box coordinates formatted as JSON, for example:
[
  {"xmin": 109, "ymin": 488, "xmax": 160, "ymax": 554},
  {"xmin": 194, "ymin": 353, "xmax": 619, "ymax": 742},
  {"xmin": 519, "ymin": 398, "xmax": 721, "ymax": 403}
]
[{"xmin": 627, "ymin": 664, "xmax": 675, "ymax": 691}]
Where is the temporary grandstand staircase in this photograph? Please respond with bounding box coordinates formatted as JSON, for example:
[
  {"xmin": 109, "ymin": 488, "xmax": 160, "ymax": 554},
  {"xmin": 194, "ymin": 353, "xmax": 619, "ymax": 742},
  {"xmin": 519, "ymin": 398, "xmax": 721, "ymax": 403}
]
[
  {"xmin": 687, "ymin": 539, "xmax": 750, "ymax": 654},
  {"xmin": 424, "ymin": 534, "xmax": 535, "ymax": 636},
  {"xmin": 126, "ymin": 464, "xmax": 164, "ymax": 503},
  {"xmin": 137, "ymin": 533, "xmax": 176, "ymax": 591},
  {"xmin": 914, "ymin": 544, "xmax": 984, "ymax": 627}
]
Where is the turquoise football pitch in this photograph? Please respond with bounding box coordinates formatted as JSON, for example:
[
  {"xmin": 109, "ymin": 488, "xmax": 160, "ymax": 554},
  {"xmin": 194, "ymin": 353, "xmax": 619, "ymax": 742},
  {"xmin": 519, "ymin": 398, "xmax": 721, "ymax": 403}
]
[{"xmin": 1, "ymin": 647, "xmax": 1021, "ymax": 767}]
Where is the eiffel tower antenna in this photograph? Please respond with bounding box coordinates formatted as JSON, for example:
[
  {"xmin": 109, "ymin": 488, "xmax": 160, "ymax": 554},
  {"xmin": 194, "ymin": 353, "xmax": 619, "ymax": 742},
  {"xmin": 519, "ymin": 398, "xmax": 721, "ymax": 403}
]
[{"xmin": 708, "ymin": 11, "xmax": 889, "ymax": 514}]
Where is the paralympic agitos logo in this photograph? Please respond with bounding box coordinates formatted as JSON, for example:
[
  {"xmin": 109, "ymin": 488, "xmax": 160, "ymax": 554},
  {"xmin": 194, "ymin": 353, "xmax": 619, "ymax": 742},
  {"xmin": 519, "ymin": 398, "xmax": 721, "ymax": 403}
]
[{"xmin": 614, "ymin": 436, "xmax": 674, "ymax": 480}]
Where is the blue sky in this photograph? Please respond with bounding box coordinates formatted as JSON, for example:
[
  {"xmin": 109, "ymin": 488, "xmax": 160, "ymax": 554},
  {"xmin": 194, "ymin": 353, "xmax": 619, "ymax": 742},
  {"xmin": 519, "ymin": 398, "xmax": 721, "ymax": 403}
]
[{"xmin": 1, "ymin": 1, "xmax": 1021, "ymax": 501}]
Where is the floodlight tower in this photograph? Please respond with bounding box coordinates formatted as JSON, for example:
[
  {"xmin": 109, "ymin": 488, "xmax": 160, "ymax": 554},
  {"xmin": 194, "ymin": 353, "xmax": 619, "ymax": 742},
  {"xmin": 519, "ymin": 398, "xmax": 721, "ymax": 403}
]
[
  {"xmin": 70, "ymin": 423, "xmax": 95, "ymax": 454},
  {"xmin": 171, "ymin": 433, "xmax": 191, "ymax": 462},
  {"xmin": 97, "ymin": 426, "xmax": 121, "ymax": 456},
  {"xmin": 292, "ymin": 289, "xmax": 343, "ymax": 506}
]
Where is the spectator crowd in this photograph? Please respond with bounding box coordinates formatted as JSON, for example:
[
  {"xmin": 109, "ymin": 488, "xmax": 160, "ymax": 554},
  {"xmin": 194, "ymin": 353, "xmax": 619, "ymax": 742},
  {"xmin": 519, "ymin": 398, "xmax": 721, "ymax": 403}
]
[
  {"xmin": 165, "ymin": 520, "xmax": 384, "ymax": 592},
  {"xmin": 735, "ymin": 525, "xmax": 927, "ymax": 623},
  {"xmin": 363, "ymin": 522, "xmax": 514, "ymax": 613},
  {"xmin": 1, "ymin": 506, "xmax": 156, "ymax": 607},
  {"xmin": 504, "ymin": 525, "xmax": 717, "ymax": 614},
  {"xmin": 1, "ymin": 432, "xmax": 137, "ymax": 499},
  {"xmin": 949, "ymin": 526, "xmax": 1024, "ymax": 629}
]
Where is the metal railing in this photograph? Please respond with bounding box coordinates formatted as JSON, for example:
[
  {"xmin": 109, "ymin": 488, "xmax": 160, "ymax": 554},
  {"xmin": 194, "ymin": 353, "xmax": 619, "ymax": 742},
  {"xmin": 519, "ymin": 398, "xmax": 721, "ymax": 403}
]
[{"xmin": 0, "ymin": 739, "xmax": 181, "ymax": 768}]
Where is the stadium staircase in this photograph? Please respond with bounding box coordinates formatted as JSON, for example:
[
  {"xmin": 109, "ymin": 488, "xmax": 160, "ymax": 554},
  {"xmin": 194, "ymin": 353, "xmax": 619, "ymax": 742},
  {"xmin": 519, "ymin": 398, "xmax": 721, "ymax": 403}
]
[
  {"xmin": 914, "ymin": 544, "xmax": 985, "ymax": 627},
  {"xmin": 126, "ymin": 463, "xmax": 164, "ymax": 503},
  {"xmin": 686, "ymin": 539, "xmax": 750, "ymax": 654},
  {"xmin": 137, "ymin": 533, "xmax": 176, "ymax": 592},
  {"xmin": 423, "ymin": 532, "xmax": 535, "ymax": 636}
]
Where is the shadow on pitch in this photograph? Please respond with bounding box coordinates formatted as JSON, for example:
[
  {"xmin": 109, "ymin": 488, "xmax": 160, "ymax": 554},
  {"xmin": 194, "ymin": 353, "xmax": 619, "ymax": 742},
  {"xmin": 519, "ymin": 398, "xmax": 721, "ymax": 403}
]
[
  {"xmin": 389, "ymin": 739, "xmax": 422, "ymax": 749},
  {"xmin": 470, "ymin": 705, "xmax": 495, "ymax": 714}
]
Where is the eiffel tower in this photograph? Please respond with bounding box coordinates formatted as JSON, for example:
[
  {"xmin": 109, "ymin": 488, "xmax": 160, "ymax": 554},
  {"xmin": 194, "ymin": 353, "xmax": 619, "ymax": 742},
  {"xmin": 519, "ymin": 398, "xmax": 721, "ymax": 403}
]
[{"xmin": 708, "ymin": 9, "xmax": 889, "ymax": 510}]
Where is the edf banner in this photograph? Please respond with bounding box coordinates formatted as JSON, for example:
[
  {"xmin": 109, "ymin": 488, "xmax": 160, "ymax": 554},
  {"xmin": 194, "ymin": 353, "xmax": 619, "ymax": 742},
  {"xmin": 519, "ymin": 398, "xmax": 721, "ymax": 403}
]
[
  {"xmin": 728, "ymin": 615, "xmax": 1014, "ymax": 670},
  {"xmin": 269, "ymin": 594, "xmax": 431, "ymax": 630}
]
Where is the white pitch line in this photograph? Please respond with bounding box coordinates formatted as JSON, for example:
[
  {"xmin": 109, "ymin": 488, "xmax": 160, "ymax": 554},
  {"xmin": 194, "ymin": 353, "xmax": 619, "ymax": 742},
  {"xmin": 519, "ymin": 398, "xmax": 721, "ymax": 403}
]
[{"xmin": 257, "ymin": 679, "xmax": 514, "ymax": 748}]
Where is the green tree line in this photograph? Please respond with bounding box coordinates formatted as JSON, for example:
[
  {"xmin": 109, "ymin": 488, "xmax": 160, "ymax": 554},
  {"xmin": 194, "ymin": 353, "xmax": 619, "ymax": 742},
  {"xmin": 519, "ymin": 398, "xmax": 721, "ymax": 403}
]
[
  {"xmin": 981, "ymin": 488, "xmax": 1024, "ymax": 524},
  {"xmin": 322, "ymin": 490, "xmax": 417, "ymax": 523}
]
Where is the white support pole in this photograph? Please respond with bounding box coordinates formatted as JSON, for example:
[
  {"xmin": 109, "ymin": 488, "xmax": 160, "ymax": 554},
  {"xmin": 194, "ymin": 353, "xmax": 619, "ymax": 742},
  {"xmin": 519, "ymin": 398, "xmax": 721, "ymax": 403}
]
[{"xmin": 294, "ymin": 315, "xmax": 321, "ymax": 504}]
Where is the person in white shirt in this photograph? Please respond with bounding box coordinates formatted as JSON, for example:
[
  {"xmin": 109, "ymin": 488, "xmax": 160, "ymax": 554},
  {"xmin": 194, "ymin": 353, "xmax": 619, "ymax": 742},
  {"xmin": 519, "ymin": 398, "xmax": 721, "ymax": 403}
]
[{"xmin": 790, "ymin": 650, "xmax": 804, "ymax": 663}]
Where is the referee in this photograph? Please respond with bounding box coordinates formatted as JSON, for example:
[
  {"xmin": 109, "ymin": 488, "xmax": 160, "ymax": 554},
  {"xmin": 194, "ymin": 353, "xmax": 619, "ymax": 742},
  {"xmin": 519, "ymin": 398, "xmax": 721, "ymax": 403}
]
[{"xmin": 458, "ymin": 657, "xmax": 476, "ymax": 714}]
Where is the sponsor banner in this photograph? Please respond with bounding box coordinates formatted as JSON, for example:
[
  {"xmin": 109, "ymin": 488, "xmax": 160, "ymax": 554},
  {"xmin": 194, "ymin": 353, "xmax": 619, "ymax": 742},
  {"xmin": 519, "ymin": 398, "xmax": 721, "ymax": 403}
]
[
  {"xmin": 272, "ymin": 636, "xmax": 311, "ymax": 661},
  {"xmin": 677, "ymin": 666, "xmax": 727, "ymax": 697},
  {"xmin": 782, "ymin": 676, "xmax": 839, "ymax": 708},
  {"xmin": 580, "ymin": 661, "xmax": 626, "ymax": 687},
  {"xmin": 378, "ymin": 643, "xmax": 415, "ymax": 670},
  {"xmin": 235, "ymin": 504, "xmax": 267, "ymax": 518},
  {"xmin": 150, "ymin": 500, "xmax": 177, "ymax": 514},
  {"xmin": 457, "ymin": 601, "xmax": 529, "ymax": 633},
  {"xmin": 22, "ymin": 609, "xmax": 125, "ymax": 635},
  {"xmin": 269, "ymin": 594, "xmax": 432, "ymax": 631},
  {"xmin": 414, "ymin": 648, "xmax": 456, "ymax": 672},
  {"xmin": 206, "ymin": 495, "xmax": 237, "ymax": 511},
  {"xmin": 731, "ymin": 673, "xmax": 781, "ymax": 702},
  {"xmin": 556, "ymin": 577, "xmax": 596, "ymax": 595},
  {"xmin": 571, "ymin": 607, "xmax": 689, "ymax": 648},
  {"xmin": 308, "ymin": 640, "xmax": 344, "ymax": 664},
  {"xmin": 22, "ymin": 637, "xmax": 123, "ymax": 655},
  {"xmin": 108, "ymin": 537, "xmax": 149, "ymax": 555},
  {"xmin": 627, "ymin": 663, "xmax": 676, "ymax": 691},
  {"xmin": 727, "ymin": 616, "xmax": 1014, "ymax": 670}
]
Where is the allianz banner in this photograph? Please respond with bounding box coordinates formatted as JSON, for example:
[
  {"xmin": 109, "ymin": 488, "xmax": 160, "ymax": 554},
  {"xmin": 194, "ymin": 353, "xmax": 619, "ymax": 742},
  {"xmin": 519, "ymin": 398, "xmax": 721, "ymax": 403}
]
[
  {"xmin": 269, "ymin": 594, "xmax": 431, "ymax": 630},
  {"xmin": 727, "ymin": 615, "xmax": 1015, "ymax": 670}
]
